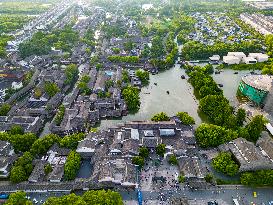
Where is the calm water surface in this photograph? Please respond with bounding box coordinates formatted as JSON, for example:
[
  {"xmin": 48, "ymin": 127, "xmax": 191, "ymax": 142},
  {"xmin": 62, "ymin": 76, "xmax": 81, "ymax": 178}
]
[
  {"xmin": 99, "ymin": 65, "xmax": 259, "ymax": 129},
  {"xmin": 99, "ymin": 64, "xmax": 199, "ymax": 129}
]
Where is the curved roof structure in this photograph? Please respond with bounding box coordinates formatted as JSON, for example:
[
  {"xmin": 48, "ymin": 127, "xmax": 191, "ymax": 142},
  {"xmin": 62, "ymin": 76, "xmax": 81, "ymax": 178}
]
[{"xmin": 242, "ymin": 75, "xmax": 273, "ymax": 91}]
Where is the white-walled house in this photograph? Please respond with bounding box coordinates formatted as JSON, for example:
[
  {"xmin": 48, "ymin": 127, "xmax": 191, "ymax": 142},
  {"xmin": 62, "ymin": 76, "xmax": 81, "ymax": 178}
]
[
  {"xmin": 227, "ymin": 52, "xmax": 246, "ymax": 61},
  {"xmin": 249, "ymin": 53, "xmax": 269, "ymax": 62},
  {"xmin": 223, "ymin": 56, "xmax": 241, "ymax": 65}
]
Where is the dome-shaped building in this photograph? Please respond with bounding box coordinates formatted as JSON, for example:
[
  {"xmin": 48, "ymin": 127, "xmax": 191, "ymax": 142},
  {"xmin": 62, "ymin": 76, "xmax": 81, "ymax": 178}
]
[{"xmin": 238, "ymin": 75, "xmax": 273, "ymax": 106}]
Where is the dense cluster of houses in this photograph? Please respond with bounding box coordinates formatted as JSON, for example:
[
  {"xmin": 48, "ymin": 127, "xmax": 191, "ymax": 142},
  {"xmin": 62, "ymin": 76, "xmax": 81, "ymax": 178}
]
[
  {"xmin": 240, "ymin": 13, "xmax": 273, "ymax": 36},
  {"xmin": 50, "ymin": 64, "xmax": 128, "ymax": 135},
  {"xmin": 0, "ymin": 118, "xmax": 207, "ymax": 189},
  {"xmin": 76, "ymin": 119, "xmax": 207, "ymax": 189},
  {"xmin": 246, "ymin": 1, "xmax": 273, "ymax": 10},
  {"xmin": 189, "ymin": 12, "xmax": 251, "ymax": 45},
  {"xmin": 0, "ymin": 141, "xmax": 17, "ymax": 178}
]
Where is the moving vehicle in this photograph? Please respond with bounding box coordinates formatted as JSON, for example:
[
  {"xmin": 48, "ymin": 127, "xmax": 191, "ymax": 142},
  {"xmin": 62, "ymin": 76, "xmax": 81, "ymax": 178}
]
[
  {"xmin": 0, "ymin": 193, "xmax": 9, "ymax": 199},
  {"xmin": 233, "ymin": 198, "xmax": 240, "ymax": 205},
  {"xmin": 253, "ymin": 192, "xmax": 257, "ymax": 198}
]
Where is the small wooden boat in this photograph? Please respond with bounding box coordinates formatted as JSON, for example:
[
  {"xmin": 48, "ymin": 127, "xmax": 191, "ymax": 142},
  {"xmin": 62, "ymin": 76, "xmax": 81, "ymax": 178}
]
[
  {"xmin": 166, "ymin": 91, "xmax": 170, "ymax": 94},
  {"xmin": 215, "ymin": 71, "xmax": 220, "ymax": 74},
  {"xmin": 234, "ymin": 72, "xmax": 238, "ymax": 74},
  {"xmin": 154, "ymin": 83, "xmax": 157, "ymax": 85},
  {"xmin": 181, "ymin": 75, "xmax": 185, "ymax": 79},
  {"xmin": 218, "ymin": 84, "xmax": 223, "ymax": 87}
]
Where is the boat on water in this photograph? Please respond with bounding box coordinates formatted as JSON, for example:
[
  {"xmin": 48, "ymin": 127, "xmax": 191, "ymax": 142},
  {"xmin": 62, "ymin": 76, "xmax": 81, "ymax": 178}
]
[
  {"xmin": 154, "ymin": 83, "xmax": 157, "ymax": 85},
  {"xmin": 166, "ymin": 91, "xmax": 170, "ymax": 94},
  {"xmin": 218, "ymin": 84, "xmax": 223, "ymax": 87},
  {"xmin": 144, "ymin": 92, "xmax": 150, "ymax": 94},
  {"xmin": 181, "ymin": 75, "xmax": 185, "ymax": 79}
]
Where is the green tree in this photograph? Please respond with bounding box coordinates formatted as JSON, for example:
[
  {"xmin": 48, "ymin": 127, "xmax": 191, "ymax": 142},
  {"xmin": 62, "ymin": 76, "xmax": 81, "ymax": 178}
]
[
  {"xmin": 122, "ymin": 86, "xmax": 140, "ymax": 111},
  {"xmin": 44, "ymin": 193, "xmax": 86, "ymax": 205},
  {"xmin": 122, "ymin": 70, "xmax": 130, "ymax": 83},
  {"xmin": 34, "ymin": 88, "xmax": 42, "ymax": 99},
  {"xmin": 135, "ymin": 69, "xmax": 150, "ymax": 85},
  {"xmin": 204, "ymin": 174, "xmax": 213, "ymax": 183},
  {"xmin": 10, "ymin": 125, "xmax": 24, "ymax": 135},
  {"xmin": 151, "ymin": 112, "xmax": 169, "ymax": 122},
  {"xmin": 44, "ymin": 81, "xmax": 60, "ymax": 98},
  {"xmin": 195, "ymin": 123, "xmax": 238, "ymax": 148},
  {"xmin": 55, "ymin": 105, "xmax": 66, "ymax": 126},
  {"xmin": 30, "ymin": 134, "xmax": 60, "ymax": 156},
  {"xmin": 199, "ymin": 95, "xmax": 233, "ymax": 127},
  {"xmin": 236, "ymin": 108, "xmax": 246, "ymax": 127},
  {"xmin": 60, "ymin": 133, "xmax": 85, "ymax": 149},
  {"xmin": 240, "ymin": 170, "xmax": 273, "ymax": 186},
  {"xmin": 168, "ymin": 154, "xmax": 178, "ymax": 165},
  {"xmin": 64, "ymin": 151, "xmax": 81, "ymax": 180},
  {"xmin": 156, "ymin": 144, "xmax": 166, "ymax": 157},
  {"xmin": 82, "ymin": 190, "xmax": 123, "ymax": 205},
  {"xmin": 9, "ymin": 133, "xmax": 37, "ymax": 153},
  {"xmin": 139, "ymin": 147, "xmax": 149, "ymax": 158},
  {"xmin": 132, "ymin": 156, "xmax": 144, "ymax": 168},
  {"xmin": 0, "ymin": 103, "xmax": 11, "ymax": 116},
  {"xmin": 178, "ymin": 175, "xmax": 185, "ymax": 183},
  {"xmin": 244, "ymin": 115, "xmax": 267, "ymax": 142},
  {"xmin": 65, "ymin": 64, "xmax": 79, "ymax": 85},
  {"xmin": 176, "ymin": 112, "xmax": 195, "ymax": 125},
  {"xmin": 44, "ymin": 164, "xmax": 53, "ymax": 175},
  {"xmin": 5, "ymin": 191, "xmax": 33, "ymax": 205},
  {"xmin": 212, "ymin": 152, "xmax": 239, "ymax": 176},
  {"xmin": 10, "ymin": 166, "xmax": 27, "ymax": 183}
]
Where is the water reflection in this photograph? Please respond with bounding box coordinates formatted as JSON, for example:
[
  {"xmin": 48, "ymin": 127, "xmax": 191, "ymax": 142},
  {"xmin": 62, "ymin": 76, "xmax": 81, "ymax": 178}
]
[{"xmin": 99, "ymin": 64, "xmax": 201, "ymax": 129}]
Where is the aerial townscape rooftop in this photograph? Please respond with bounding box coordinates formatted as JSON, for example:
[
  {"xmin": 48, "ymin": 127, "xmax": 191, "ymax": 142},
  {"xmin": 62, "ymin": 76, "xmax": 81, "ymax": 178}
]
[{"xmin": 0, "ymin": 0, "xmax": 273, "ymax": 204}]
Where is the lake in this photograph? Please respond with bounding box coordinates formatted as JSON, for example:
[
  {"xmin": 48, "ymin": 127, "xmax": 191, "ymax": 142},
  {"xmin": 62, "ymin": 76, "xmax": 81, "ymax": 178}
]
[{"xmin": 98, "ymin": 65, "xmax": 258, "ymax": 129}]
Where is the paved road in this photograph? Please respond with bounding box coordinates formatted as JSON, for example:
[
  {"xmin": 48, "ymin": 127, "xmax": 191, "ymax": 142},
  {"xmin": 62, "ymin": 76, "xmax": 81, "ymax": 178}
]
[{"xmin": 121, "ymin": 186, "xmax": 273, "ymax": 205}]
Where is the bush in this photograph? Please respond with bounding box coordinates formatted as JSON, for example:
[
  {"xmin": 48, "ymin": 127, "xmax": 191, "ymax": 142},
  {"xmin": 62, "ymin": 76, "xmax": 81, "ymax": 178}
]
[
  {"xmin": 44, "ymin": 164, "xmax": 53, "ymax": 175},
  {"xmin": 156, "ymin": 144, "xmax": 166, "ymax": 157},
  {"xmin": 151, "ymin": 112, "xmax": 169, "ymax": 122},
  {"xmin": 240, "ymin": 170, "xmax": 273, "ymax": 186},
  {"xmin": 176, "ymin": 112, "xmax": 195, "ymax": 125},
  {"xmin": 132, "ymin": 156, "xmax": 144, "ymax": 168},
  {"xmin": 204, "ymin": 174, "xmax": 213, "ymax": 183},
  {"xmin": 0, "ymin": 103, "xmax": 11, "ymax": 116},
  {"xmin": 178, "ymin": 175, "xmax": 185, "ymax": 183},
  {"xmin": 139, "ymin": 147, "xmax": 149, "ymax": 158},
  {"xmin": 168, "ymin": 155, "xmax": 178, "ymax": 165}
]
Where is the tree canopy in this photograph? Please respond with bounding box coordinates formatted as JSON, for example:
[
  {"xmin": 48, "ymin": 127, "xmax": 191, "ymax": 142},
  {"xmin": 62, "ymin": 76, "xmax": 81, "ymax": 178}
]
[
  {"xmin": 44, "ymin": 190, "xmax": 123, "ymax": 205},
  {"xmin": 195, "ymin": 123, "xmax": 238, "ymax": 148},
  {"xmin": 212, "ymin": 152, "xmax": 239, "ymax": 176},
  {"xmin": 122, "ymin": 86, "xmax": 140, "ymax": 111},
  {"xmin": 151, "ymin": 112, "xmax": 170, "ymax": 122},
  {"xmin": 5, "ymin": 191, "xmax": 33, "ymax": 205},
  {"xmin": 176, "ymin": 112, "xmax": 195, "ymax": 125},
  {"xmin": 156, "ymin": 144, "xmax": 166, "ymax": 157},
  {"xmin": 64, "ymin": 151, "xmax": 81, "ymax": 180}
]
